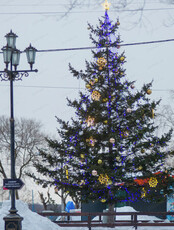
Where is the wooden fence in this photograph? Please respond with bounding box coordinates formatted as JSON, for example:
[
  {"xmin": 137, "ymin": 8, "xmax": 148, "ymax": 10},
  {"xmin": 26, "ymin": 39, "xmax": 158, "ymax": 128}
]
[{"xmin": 39, "ymin": 211, "xmax": 174, "ymax": 230}]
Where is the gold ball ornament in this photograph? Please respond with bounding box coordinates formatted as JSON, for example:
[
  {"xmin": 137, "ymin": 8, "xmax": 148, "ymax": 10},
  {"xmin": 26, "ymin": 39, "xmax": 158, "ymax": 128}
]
[
  {"xmin": 117, "ymin": 19, "xmax": 120, "ymax": 25},
  {"xmin": 103, "ymin": 120, "xmax": 108, "ymax": 124},
  {"xmin": 94, "ymin": 78, "xmax": 98, "ymax": 83},
  {"xmin": 141, "ymin": 149, "xmax": 145, "ymax": 153},
  {"xmin": 120, "ymin": 56, "xmax": 125, "ymax": 62},
  {"xmin": 80, "ymin": 154, "xmax": 85, "ymax": 158},
  {"xmin": 86, "ymin": 84, "xmax": 91, "ymax": 89},
  {"xmin": 116, "ymin": 156, "xmax": 121, "ymax": 161},
  {"xmin": 103, "ymin": 98, "xmax": 108, "ymax": 102},
  {"xmin": 101, "ymin": 199, "xmax": 106, "ymax": 203},
  {"xmin": 146, "ymin": 89, "xmax": 152, "ymax": 95},
  {"xmin": 138, "ymin": 166, "xmax": 143, "ymax": 170},
  {"xmin": 109, "ymin": 138, "xmax": 115, "ymax": 144},
  {"xmin": 98, "ymin": 159, "xmax": 102, "ymax": 164}
]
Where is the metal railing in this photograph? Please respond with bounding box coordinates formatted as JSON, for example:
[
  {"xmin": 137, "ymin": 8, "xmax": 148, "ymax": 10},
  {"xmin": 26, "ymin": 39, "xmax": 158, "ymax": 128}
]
[{"xmin": 39, "ymin": 211, "xmax": 174, "ymax": 230}]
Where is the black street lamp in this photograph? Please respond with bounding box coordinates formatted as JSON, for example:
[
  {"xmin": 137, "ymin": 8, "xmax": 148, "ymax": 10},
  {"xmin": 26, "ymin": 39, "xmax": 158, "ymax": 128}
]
[{"xmin": 0, "ymin": 30, "xmax": 38, "ymax": 230}]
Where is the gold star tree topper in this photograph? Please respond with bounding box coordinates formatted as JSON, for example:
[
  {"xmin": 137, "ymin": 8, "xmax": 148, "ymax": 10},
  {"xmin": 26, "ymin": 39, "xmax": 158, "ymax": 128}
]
[{"xmin": 102, "ymin": 0, "xmax": 111, "ymax": 10}]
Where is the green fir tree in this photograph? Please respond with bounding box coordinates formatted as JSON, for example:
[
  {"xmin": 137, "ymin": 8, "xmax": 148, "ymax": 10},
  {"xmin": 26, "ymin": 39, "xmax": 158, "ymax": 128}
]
[{"xmin": 30, "ymin": 1, "xmax": 174, "ymax": 212}]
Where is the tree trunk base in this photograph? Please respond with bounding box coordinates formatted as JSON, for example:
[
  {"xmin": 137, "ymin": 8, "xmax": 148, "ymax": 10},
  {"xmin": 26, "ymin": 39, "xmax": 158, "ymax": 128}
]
[{"xmin": 105, "ymin": 203, "xmax": 115, "ymax": 227}]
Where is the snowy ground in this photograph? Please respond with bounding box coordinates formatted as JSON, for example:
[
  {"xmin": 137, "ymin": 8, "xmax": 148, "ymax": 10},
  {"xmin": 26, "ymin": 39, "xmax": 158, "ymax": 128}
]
[{"xmin": 0, "ymin": 200, "xmax": 173, "ymax": 230}]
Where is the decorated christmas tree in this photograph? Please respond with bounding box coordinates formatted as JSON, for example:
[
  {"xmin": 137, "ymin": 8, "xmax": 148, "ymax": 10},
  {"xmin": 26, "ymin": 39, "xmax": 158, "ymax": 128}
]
[{"xmin": 30, "ymin": 0, "xmax": 174, "ymax": 212}]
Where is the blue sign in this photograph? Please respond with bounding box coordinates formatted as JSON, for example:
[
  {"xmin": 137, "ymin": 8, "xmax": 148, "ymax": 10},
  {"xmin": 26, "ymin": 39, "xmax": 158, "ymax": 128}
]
[
  {"xmin": 167, "ymin": 193, "xmax": 174, "ymax": 221},
  {"xmin": 3, "ymin": 178, "xmax": 24, "ymax": 190}
]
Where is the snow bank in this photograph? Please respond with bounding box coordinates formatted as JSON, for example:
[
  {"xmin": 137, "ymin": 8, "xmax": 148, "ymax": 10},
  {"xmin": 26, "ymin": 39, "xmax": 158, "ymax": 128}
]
[
  {"xmin": 0, "ymin": 200, "xmax": 61, "ymax": 230},
  {"xmin": 0, "ymin": 201, "xmax": 173, "ymax": 230},
  {"xmin": 116, "ymin": 206, "xmax": 161, "ymax": 221}
]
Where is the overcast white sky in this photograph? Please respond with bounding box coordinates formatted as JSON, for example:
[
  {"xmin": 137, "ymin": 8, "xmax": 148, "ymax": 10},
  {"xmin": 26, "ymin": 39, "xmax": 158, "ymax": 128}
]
[{"xmin": 0, "ymin": 0, "xmax": 174, "ymax": 136}]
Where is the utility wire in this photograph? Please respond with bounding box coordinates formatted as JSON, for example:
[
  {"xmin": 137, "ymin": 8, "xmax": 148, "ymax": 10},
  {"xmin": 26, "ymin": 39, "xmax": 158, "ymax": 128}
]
[
  {"xmin": 0, "ymin": 38, "xmax": 172, "ymax": 54},
  {"xmin": 35, "ymin": 38, "xmax": 174, "ymax": 53},
  {"xmin": 0, "ymin": 85, "xmax": 173, "ymax": 92},
  {"xmin": 0, "ymin": 85, "xmax": 81, "ymax": 90},
  {"xmin": 0, "ymin": 1, "xmax": 167, "ymax": 7},
  {"xmin": 0, "ymin": 39, "xmax": 173, "ymax": 92},
  {"xmin": 0, "ymin": 8, "xmax": 173, "ymax": 15}
]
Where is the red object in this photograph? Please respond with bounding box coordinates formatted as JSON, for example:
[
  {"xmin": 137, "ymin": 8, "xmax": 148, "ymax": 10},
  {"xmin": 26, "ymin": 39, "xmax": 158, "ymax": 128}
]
[
  {"xmin": 134, "ymin": 178, "xmax": 149, "ymax": 185},
  {"xmin": 134, "ymin": 171, "xmax": 174, "ymax": 186}
]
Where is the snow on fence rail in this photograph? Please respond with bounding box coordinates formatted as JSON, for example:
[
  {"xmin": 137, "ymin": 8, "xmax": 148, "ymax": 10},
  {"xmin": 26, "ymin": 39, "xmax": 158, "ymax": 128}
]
[{"xmin": 39, "ymin": 211, "xmax": 174, "ymax": 230}]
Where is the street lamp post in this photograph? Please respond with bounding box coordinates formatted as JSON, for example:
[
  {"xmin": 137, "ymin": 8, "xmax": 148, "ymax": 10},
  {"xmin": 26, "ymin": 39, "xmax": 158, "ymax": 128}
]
[{"xmin": 0, "ymin": 30, "xmax": 38, "ymax": 230}]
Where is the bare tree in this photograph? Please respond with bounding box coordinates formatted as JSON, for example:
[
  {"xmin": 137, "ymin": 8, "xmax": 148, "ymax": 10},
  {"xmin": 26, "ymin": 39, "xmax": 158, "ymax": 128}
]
[
  {"xmin": 60, "ymin": 0, "xmax": 174, "ymax": 27},
  {"xmin": 54, "ymin": 187, "xmax": 69, "ymax": 211},
  {"xmin": 38, "ymin": 188, "xmax": 56, "ymax": 210},
  {"xmin": 0, "ymin": 115, "xmax": 46, "ymax": 199},
  {"xmin": 155, "ymin": 93, "xmax": 174, "ymax": 168},
  {"xmin": 155, "ymin": 90, "xmax": 174, "ymax": 137}
]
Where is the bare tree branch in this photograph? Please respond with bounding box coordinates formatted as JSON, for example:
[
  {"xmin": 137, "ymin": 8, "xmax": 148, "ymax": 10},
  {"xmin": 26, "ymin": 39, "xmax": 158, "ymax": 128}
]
[{"xmin": 0, "ymin": 116, "xmax": 47, "ymax": 199}]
